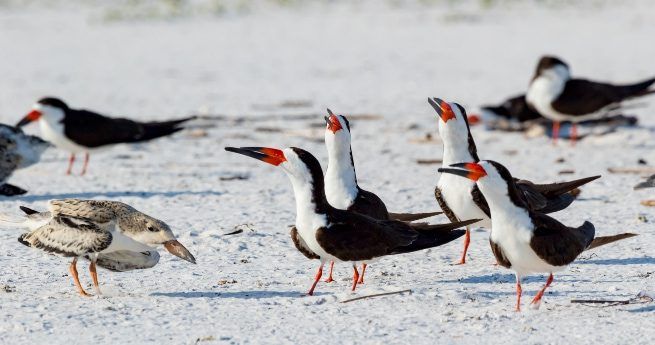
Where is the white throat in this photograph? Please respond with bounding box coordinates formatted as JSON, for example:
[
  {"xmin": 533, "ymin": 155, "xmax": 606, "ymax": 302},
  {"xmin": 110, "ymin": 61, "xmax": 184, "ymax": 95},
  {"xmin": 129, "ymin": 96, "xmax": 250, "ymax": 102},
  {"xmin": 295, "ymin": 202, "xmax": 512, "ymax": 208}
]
[
  {"xmin": 526, "ymin": 65, "xmax": 569, "ymax": 119},
  {"xmin": 439, "ymin": 123, "xmax": 477, "ymax": 165}
]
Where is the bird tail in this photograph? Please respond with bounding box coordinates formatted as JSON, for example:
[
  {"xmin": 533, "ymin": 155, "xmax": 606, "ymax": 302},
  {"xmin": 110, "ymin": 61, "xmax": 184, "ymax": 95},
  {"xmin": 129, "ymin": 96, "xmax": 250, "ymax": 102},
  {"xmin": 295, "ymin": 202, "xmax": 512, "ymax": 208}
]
[
  {"xmin": 391, "ymin": 229, "xmax": 466, "ymax": 254},
  {"xmin": 409, "ymin": 218, "xmax": 481, "ymax": 233},
  {"xmin": 135, "ymin": 116, "xmax": 196, "ymax": 142},
  {"xmin": 390, "ymin": 218, "xmax": 480, "ymax": 254},
  {"xmin": 587, "ymin": 233, "xmax": 638, "ymax": 251},
  {"xmin": 388, "ymin": 211, "xmax": 442, "ymax": 222},
  {"xmin": 619, "ymin": 77, "xmax": 655, "ymax": 99},
  {"xmin": 0, "ymin": 183, "xmax": 28, "ymax": 197},
  {"xmin": 0, "ymin": 206, "xmax": 49, "ymax": 230}
]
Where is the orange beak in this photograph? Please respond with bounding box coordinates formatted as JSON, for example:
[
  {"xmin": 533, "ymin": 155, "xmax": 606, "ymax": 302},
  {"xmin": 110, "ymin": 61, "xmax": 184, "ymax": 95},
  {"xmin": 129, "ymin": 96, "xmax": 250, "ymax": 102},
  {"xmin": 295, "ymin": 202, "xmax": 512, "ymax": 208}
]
[
  {"xmin": 438, "ymin": 162, "xmax": 487, "ymax": 181},
  {"xmin": 325, "ymin": 109, "xmax": 343, "ymax": 133},
  {"xmin": 428, "ymin": 97, "xmax": 456, "ymax": 123},
  {"xmin": 16, "ymin": 110, "xmax": 42, "ymax": 127},
  {"xmin": 225, "ymin": 146, "xmax": 287, "ymax": 166}
]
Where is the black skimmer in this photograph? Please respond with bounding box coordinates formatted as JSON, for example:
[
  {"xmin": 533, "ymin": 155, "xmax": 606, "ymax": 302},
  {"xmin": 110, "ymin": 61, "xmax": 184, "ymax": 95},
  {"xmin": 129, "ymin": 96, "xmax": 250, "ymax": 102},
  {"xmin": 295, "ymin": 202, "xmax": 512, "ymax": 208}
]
[
  {"xmin": 0, "ymin": 124, "xmax": 51, "ymax": 196},
  {"xmin": 0, "ymin": 199, "xmax": 196, "ymax": 296},
  {"xmin": 479, "ymin": 94, "xmax": 542, "ymax": 124},
  {"xmin": 15, "ymin": 97, "xmax": 195, "ymax": 175},
  {"xmin": 428, "ymin": 97, "xmax": 601, "ymax": 264},
  {"xmin": 323, "ymin": 109, "xmax": 442, "ymax": 283},
  {"xmin": 438, "ymin": 161, "xmax": 637, "ymax": 311},
  {"xmin": 225, "ymin": 146, "xmax": 477, "ymax": 295},
  {"xmin": 526, "ymin": 55, "xmax": 655, "ymax": 143}
]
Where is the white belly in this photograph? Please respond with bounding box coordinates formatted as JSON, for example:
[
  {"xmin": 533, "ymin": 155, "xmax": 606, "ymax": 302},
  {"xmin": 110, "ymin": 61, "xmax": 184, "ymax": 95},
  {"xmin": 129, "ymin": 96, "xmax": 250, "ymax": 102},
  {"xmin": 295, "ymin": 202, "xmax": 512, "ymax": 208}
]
[
  {"xmin": 39, "ymin": 121, "xmax": 90, "ymax": 153},
  {"xmin": 438, "ymin": 174, "xmax": 491, "ymax": 228}
]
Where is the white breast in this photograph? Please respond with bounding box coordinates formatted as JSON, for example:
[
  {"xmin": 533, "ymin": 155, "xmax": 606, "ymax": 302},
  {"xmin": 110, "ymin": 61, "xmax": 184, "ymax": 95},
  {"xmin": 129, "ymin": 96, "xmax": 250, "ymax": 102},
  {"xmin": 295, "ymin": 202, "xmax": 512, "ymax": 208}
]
[
  {"xmin": 102, "ymin": 223, "xmax": 154, "ymax": 254},
  {"xmin": 438, "ymin": 173, "xmax": 490, "ymax": 228},
  {"xmin": 39, "ymin": 119, "xmax": 91, "ymax": 153},
  {"xmin": 527, "ymin": 76, "xmax": 606, "ymax": 122},
  {"xmin": 489, "ymin": 204, "xmax": 563, "ymax": 275}
]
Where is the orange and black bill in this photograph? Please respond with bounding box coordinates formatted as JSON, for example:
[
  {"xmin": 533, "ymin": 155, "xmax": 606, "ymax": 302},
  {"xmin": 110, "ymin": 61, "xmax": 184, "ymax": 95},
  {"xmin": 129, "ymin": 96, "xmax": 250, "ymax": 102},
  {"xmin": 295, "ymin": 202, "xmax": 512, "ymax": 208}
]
[
  {"xmin": 438, "ymin": 162, "xmax": 487, "ymax": 181},
  {"xmin": 225, "ymin": 146, "xmax": 287, "ymax": 166},
  {"xmin": 16, "ymin": 110, "xmax": 42, "ymax": 127},
  {"xmin": 427, "ymin": 97, "xmax": 456, "ymax": 122},
  {"xmin": 325, "ymin": 109, "xmax": 343, "ymax": 133}
]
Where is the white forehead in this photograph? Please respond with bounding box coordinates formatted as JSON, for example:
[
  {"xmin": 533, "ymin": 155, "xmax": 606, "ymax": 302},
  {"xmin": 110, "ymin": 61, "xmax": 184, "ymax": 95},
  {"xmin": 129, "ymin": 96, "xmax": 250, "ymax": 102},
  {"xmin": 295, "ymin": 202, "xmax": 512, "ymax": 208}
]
[
  {"xmin": 281, "ymin": 148, "xmax": 313, "ymax": 181},
  {"xmin": 478, "ymin": 161, "xmax": 505, "ymax": 183}
]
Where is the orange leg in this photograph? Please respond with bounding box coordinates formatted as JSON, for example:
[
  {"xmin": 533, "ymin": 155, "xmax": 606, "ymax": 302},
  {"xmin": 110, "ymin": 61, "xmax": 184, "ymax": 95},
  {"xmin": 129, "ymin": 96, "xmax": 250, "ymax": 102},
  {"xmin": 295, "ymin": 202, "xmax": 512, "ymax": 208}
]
[
  {"xmin": 456, "ymin": 227, "xmax": 471, "ymax": 265},
  {"xmin": 69, "ymin": 258, "xmax": 91, "ymax": 297},
  {"xmin": 307, "ymin": 263, "xmax": 323, "ymax": 296},
  {"xmin": 66, "ymin": 154, "xmax": 76, "ymax": 175},
  {"xmin": 515, "ymin": 276, "xmax": 522, "ymax": 312},
  {"xmin": 324, "ymin": 261, "xmax": 335, "ymax": 283},
  {"xmin": 351, "ymin": 265, "xmax": 360, "ymax": 292},
  {"xmin": 530, "ymin": 273, "xmax": 554, "ymax": 308},
  {"xmin": 358, "ymin": 263, "xmax": 367, "ymax": 284},
  {"xmin": 570, "ymin": 123, "xmax": 577, "ymax": 146},
  {"xmin": 80, "ymin": 153, "xmax": 90, "ymax": 176},
  {"xmin": 89, "ymin": 261, "xmax": 101, "ymax": 295},
  {"xmin": 552, "ymin": 121, "xmax": 560, "ymax": 145}
]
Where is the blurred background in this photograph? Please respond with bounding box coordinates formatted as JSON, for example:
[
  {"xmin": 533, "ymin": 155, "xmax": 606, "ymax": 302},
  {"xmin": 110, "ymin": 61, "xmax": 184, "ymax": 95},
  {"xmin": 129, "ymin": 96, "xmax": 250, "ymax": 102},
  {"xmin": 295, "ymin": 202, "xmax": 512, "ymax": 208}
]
[{"xmin": 2, "ymin": 0, "xmax": 653, "ymax": 122}]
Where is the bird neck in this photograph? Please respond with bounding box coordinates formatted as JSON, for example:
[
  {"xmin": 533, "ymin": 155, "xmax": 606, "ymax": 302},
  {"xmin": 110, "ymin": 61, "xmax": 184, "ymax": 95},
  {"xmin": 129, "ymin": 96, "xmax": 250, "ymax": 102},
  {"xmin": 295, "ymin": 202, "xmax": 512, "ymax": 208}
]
[
  {"xmin": 325, "ymin": 145, "xmax": 359, "ymax": 207},
  {"xmin": 441, "ymin": 134, "xmax": 479, "ymax": 165}
]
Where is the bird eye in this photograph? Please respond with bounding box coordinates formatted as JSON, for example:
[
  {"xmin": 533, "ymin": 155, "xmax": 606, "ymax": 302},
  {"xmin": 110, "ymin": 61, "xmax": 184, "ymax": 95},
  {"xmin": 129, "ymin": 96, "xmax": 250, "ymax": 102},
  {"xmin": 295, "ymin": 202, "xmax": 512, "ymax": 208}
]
[{"xmin": 147, "ymin": 226, "xmax": 157, "ymax": 232}]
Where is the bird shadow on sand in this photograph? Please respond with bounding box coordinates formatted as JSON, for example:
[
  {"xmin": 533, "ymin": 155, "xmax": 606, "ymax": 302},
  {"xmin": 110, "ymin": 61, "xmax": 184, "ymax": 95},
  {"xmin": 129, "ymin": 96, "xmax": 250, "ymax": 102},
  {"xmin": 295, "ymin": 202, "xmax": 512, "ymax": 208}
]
[
  {"xmin": 150, "ymin": 290, "xmax": 326, "ymax": 299},
  {"xmin": 576, "ymin": 257, "xmax": 655, "ymax": 266},
  {"xmin": 12, "ymin": 190, "xmax": 224, "ymax": 202},
  {"xmin": 628, "ymin": 305, "xmax": 655, "ymax": 313}
]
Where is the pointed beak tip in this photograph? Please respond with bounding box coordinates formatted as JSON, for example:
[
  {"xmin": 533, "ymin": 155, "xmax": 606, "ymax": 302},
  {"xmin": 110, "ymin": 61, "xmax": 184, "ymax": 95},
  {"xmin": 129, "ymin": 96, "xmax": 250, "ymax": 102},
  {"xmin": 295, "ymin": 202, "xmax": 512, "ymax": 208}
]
[{"xmin": 164, "ymin": 240, "xmax": 196, "ymax": 264}]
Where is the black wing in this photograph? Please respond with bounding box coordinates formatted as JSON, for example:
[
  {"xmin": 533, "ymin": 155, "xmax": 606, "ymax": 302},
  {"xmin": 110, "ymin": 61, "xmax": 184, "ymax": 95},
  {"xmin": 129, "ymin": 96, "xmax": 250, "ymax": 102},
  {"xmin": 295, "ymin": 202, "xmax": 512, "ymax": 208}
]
[
  {"xmin": 470, "ymin": 185, "xmax": 491, "ymax": 217},
  {"xmin": 529, "ymin": 212, "xmax": 594, "ymax": 267},
  {"xmin": 317, "ymin": 213, "xmax": 417, "ymax": 262},
  {"xmin": 515, "ymin": 175, "xmax": 600, "ymax": 213},
  {"xmin": 552, "ymin": 78, "xmax": 654, "ymax": 115},
  {"xmin": 63, "ymin": 109, "xmax": 192, "ymax": 147},
  {"xmin": 348, "ymin": 188, "xmax": 389, "ymax": 220}
]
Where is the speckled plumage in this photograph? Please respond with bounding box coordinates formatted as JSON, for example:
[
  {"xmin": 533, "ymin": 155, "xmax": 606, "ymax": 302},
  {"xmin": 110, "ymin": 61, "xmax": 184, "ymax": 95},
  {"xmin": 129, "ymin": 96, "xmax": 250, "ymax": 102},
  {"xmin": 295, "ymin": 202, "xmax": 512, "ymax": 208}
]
[{"xmin": 0, "ymin": 124, "xmax": 50, "ymax": 195}]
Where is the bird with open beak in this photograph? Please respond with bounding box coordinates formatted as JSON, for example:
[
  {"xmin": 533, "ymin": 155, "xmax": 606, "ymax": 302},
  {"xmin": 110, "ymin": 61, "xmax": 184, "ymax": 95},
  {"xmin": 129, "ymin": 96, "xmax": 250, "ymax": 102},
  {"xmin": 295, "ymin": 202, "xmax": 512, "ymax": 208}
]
[
  {"xmin": 429, "ymin": 97, "xmax": 600, "ymax": 265},
  {"xmin": 323, "ymin": 109, "xmax": 442, "ymax": 283},
  {"xmin": 438, "ymin": 161, "xmax": 636, "ymax": 311},
  {"xmin": 225, "ymin": 146, "xmax": 476, "ymax": 295},
  {"xmin": 0, "ymin": 199, "xmax": 196, "ymax": 296}
]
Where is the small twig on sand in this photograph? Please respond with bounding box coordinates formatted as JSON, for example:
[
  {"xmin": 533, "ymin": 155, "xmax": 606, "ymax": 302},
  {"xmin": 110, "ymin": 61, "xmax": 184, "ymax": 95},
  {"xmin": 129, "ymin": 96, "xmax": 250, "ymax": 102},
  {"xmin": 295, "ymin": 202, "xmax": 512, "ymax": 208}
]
[
  {"xmin": 608, "ymin": 167, "xmax": 655, "ymax": 175},
  {"xmin": 222, "ymin": 229, "xmax": 244, "ymax": 236},
  {"xmin": 571, "ymin": 294, "xmax": 653, "ymax": 307},
  {"xmin": 341, "ymin": 289, "xmax": 412, "ymax": 303}
]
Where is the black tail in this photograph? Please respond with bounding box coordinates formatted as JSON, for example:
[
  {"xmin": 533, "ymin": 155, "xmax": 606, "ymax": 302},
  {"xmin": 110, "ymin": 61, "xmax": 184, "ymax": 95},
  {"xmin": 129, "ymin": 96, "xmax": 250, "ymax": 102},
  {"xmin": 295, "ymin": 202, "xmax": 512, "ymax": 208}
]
[
  {"xmin": 577, "ymin": 221, "xmax": 596, "ymax": 248},
  {"xmin": 391, "ymin": 229, "xmax": 466, "ymax": 254},
  {"xmin": 587, "ymin": 233, "xmax": 638, "ymax": 251},
  {"xmin": 0, "ymin": 183, "xmax": 27, "ymax": 197},
  {"xmin": 135, "ymin": 116, "xmax": 196, "ymax": 142},
  {"xmin": 619, "ymin": 77, "xmax": 655, "ymax": 99},
  {"xmin": 19, "ymin": 206, "xmax": 39, "ymax": 215},
  {"xmin": 409, "ymin": 218, "xmax": 481, "ymax": 233},
  {"xmin": 388, "ymin": 211, "xmax": 442, "ymax": 222}
]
